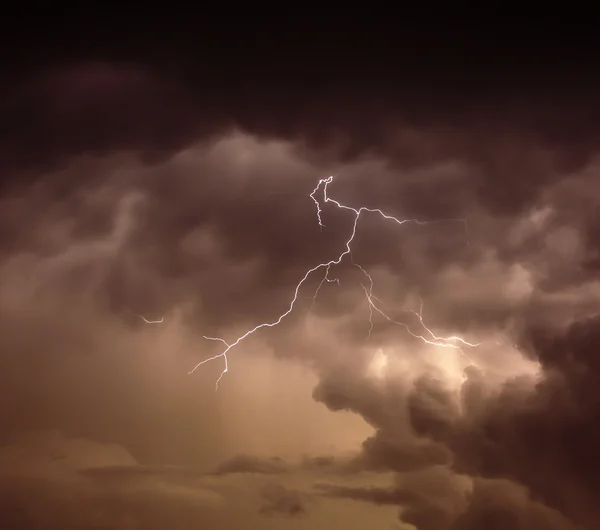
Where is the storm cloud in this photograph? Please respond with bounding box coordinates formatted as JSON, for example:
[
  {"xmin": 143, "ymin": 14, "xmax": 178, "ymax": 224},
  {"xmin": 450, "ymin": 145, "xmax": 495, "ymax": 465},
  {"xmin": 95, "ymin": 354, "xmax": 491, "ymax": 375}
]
[{"xmin": 2, "ymin": 18, "xmax": 600, "ymax": 529}]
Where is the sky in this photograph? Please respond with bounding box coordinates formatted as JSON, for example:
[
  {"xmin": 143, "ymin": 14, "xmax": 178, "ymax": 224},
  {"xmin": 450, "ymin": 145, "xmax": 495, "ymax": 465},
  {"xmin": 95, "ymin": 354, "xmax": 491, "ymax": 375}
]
[{"xmin": 1, "ymin": 12, "xmax": 600, "ymax": 530}]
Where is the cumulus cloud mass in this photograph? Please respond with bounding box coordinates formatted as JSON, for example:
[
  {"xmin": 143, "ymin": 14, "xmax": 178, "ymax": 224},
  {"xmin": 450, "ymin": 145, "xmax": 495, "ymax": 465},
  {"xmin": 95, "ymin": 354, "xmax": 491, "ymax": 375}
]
[{"xmin": 1, "ymin": 15, "xmax": 600, "ymax": 529}]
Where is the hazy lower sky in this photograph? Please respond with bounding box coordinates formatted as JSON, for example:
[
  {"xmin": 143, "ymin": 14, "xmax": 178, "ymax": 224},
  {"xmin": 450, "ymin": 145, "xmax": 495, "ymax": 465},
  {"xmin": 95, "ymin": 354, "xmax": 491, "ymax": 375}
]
[{"xmin": 1, "ymin": 13, "xmax": 599, "ymax": 530}]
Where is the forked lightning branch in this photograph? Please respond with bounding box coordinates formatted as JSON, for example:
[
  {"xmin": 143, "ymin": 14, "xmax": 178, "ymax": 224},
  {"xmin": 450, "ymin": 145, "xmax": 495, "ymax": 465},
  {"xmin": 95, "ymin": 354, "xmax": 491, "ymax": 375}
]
[{"xmin": 144, "ymin": 176, "xmax": 480, "ymax": 390}]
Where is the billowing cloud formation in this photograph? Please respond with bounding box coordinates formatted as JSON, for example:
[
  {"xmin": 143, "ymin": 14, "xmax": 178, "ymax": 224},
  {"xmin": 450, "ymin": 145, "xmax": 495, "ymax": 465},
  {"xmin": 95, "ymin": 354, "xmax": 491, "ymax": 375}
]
[
  {"xmin": 1, "ymin": 61, "xmax": 600, "ymax": 529},
  {"xmin": 404, "ymin": 315, "xmax": 600, "ymax": 527}
]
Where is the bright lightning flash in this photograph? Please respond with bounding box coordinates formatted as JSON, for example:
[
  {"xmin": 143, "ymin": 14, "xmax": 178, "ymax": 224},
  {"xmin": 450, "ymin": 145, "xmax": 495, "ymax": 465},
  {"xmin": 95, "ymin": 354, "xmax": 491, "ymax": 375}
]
[{"xmin": 182, "ymin": 176, "xmax": 480, "ymax": 390}]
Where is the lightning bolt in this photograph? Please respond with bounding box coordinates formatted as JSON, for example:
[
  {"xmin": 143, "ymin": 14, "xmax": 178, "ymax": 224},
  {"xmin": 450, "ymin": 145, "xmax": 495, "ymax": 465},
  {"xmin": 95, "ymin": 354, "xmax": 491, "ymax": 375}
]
[
  {"xmin": 182, "ymin": 176, "xmax": 479, "ymax": 389},
  {"xmin": 201, "ymin": 336, "xmax": 230, "ymax": 390},
  {"xmin": 138, "ymin": 315, "xmax": 164, "ymax": 324},
  {"xmin": 367, "ymin": 294, "xmax": 480, "ymax": 348}
]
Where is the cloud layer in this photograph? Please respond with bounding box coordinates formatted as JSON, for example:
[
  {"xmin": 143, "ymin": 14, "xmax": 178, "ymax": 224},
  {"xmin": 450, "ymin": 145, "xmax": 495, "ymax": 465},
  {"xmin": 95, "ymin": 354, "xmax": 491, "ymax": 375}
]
[{"xmin": 1, "ymin": 61, "xmax": 599, "ymax": 529}]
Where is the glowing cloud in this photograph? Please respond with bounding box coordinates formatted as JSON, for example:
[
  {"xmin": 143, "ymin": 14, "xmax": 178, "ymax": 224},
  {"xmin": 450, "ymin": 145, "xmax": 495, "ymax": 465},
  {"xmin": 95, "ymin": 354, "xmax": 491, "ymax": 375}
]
[{"xmin": 183, "ymin": 176, "xmax": 480, "ymax": 389}]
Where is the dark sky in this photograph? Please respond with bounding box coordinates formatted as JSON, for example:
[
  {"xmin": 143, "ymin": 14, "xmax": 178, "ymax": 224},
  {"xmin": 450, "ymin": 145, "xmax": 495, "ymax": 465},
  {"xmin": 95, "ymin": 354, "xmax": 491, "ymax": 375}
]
[{"xmin": 1, "ymin": 12, "xmax": 600, "ymax": 530}]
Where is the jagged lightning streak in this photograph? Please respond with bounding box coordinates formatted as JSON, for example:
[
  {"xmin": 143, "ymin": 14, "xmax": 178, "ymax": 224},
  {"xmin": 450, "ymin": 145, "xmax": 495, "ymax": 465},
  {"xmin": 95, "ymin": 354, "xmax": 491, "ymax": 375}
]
[
  {"xmin": 202, "ymin": 336, "xmax": 230, "ymax": 390},
  {"xmin": 188, "ymin": 176, "xmax": 478, "ymax": 389},
  {"xmin": 365, "ymin": 292, "xmax": 480, "ymax": 368},
  {"xmin": 138, "ymin": 315, "xmax": 164, "ymax": 324},
  {"xmin": 367, "ymin": 293, "xmax": 480, "ymax": 349}
]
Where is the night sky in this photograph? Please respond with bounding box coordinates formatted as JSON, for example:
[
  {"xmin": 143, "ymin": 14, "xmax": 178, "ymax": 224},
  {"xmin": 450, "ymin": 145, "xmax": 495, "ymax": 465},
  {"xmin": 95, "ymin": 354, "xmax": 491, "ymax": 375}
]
[{"xmin": 1, "ymin": 12, "xmax": 600, "ymax": 530}]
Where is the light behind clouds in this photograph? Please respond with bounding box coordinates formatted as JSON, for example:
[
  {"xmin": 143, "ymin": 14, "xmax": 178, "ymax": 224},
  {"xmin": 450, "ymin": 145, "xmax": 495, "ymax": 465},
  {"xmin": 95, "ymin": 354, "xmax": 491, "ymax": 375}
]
[{"xmin": 1, "ymin": 130, "xmax": 598, "ymax": 529}]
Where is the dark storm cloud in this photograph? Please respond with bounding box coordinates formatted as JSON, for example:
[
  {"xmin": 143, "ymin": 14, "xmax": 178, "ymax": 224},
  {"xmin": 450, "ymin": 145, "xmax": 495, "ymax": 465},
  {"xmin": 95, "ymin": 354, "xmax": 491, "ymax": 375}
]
[
  {"xmin": 2, "ymin": 62, "xmax": 597, "ymax": 341},
  {"xmin": 2, "ymin": 42, "xmax": 600, "ymax": 530},
  {"xmin": 404, "ymin": 315, "xmax": 600, "ymax": 527},
  {"xmin": 3, "ymin": 59, "xmax": 600, "ymax": 218},
  {"xmin": 0, "ymin": 63, "xmax": 227, "ymax": 178},
  {"xmin": 303, "ymin": 159, "xmax": 600, "ymax": 527},
  {"xmin": 310, "ymin": 316, "xmax": 600, "ymax": 527},
  {"xmin": 2, "ymin": 62, "xmax": 598, "ymax": 329},
  {"xmin": 312, "ymin": 365, "xmax": 454, "ymax": 474},
  {"xmin": 447, "ymin": 479, "xmax": 578, "ymax": 530},
  {"xmin": 3, "ymin": 134, "xmax": 598, "ymax": 530}
]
